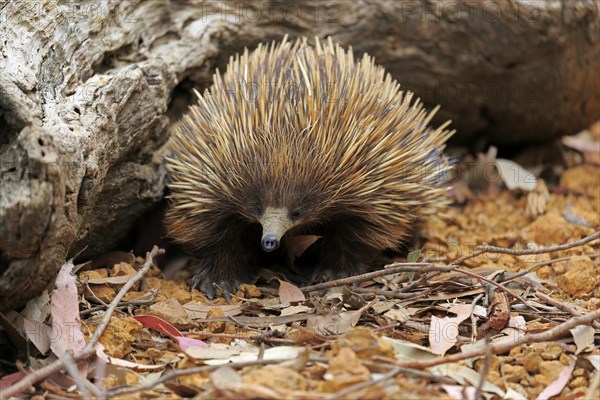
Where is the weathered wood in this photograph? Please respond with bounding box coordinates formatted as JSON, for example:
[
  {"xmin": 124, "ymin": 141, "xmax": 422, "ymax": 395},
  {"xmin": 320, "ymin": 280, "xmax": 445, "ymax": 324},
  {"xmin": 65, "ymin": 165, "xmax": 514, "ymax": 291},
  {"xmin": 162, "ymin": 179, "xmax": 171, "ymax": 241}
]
[{"xmin": 0, "ymin": 0, "xmax": 598, "ymax": 309}]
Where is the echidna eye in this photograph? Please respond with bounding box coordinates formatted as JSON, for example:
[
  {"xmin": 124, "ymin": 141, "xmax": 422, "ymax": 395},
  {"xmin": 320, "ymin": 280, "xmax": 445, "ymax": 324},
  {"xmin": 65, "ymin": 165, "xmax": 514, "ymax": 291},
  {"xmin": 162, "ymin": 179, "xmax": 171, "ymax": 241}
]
[
  {"xmin": 290, "ymin": 207, "xmax": 302, "ymax": 220},
  {"xmin": 251, "ymin": 202, "xmax": 264, "ymax": 217}
]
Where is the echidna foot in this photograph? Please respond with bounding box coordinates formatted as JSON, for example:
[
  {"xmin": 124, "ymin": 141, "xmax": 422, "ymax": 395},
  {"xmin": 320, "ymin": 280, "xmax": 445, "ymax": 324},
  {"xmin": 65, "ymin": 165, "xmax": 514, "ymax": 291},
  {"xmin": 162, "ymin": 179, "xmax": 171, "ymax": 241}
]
[{"xmin": 192, "ymin": 273, "xmax": 243, "ymax": 301}]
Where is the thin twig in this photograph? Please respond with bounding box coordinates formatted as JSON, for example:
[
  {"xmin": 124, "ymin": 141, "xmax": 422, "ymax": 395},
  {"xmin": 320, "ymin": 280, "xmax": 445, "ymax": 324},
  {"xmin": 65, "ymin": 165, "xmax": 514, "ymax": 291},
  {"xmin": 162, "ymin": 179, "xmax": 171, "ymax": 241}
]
[
  {"xmin": 470, "ymin": 294, "xmax": 484, "ymax": 342},
  {"xmin": 451, "ymin": 267, "xmax": 540, "ymax": 312},
  {"xmin": 500, "ymin": 252, "xmax": 600, "ymax": 285},
  {"xmin": 301, "ymin": 263, "xmax": 435, "ymax": 292},
  {"xmin": 104, "ymin": 358, "xmax": 284, "ymax": 397},
  {"xmin": 450, "ymin": 248, "xmax": 486, "ymax": 267},
  {"xmin": 392, "ymin": 309, "xmax": 600, "ymax": 370},
  {"xmin": 84, "ymin": 246, "xmax": 163, "ymax": 352},
  {"xmin": 1, "ymin": 247, "xmax": 163, "ymax": 399},
  {"xmin": 452, "ymin": 231, "xmax": 600, "ymax": 265},
  {"xmin": 186, "ymin": 331, "xmax": 297, "ymax": 345},
  {"xmin": 302, "ymin": 232, "xmax": 600, "ymax": 296},
  {"xmin": 397, "ymin": 271, "xmax": 441, "ymax": 293},
  {"xmin": 535, "ymin": 291, "xmax": 600, "ymax": 330},
  {"xmin": 60, "ymin": 351, "xmax": 102, "ymax": 399},
  {"xmin": 79, "ymin": 290, "xmax": 158, "ymax": 317},
  {"xmin": 367, "ymin": 364, "xmax": 454, "ymax": 384},
  {"xmin": 350, "ymin": 286, "xmax": 426, "ymax": 299},
  {"xmin": 473, "ymin": 339, "xmax": 492, "ymax": 400},
  {"xmin": 586, "ymin": 370, "xmax": 600, "ymax": 400},
  {"xmin": 312, "ymin": 356, "xmax": 455, "ymax": 385},
  {"xmin": 81, "ymin": 279, "xmax": 109, "ymax": 307}
]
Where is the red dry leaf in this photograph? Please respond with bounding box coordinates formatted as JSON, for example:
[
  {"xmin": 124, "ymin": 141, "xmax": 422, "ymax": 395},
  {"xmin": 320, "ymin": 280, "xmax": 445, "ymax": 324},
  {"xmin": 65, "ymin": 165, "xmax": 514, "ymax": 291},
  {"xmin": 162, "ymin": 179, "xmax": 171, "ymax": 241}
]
[
  {"xmin": 133, "ymin": 315, "xmax": 207, "ymax": 351},
  {"xmin": 133, "ymin": 315, "xmax": 182, "ymax": 339}
]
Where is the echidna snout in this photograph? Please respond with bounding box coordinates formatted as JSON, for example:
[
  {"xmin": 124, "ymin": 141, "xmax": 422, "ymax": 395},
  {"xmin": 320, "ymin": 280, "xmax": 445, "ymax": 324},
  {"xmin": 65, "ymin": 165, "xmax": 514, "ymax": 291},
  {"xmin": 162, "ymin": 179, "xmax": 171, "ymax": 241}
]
[
  {"xmin": 259, "ymin": 207, "xmax": 296, "ymax": 252},
  {"xmin": 261, "ymin": 235, "xmax": 279, "ymax": 252}
]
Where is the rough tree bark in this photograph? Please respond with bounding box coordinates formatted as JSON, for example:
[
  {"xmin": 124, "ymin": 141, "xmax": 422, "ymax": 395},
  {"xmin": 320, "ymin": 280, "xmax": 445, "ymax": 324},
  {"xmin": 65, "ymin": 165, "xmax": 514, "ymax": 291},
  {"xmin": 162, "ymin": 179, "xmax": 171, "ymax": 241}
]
[{"xmin": 0, "ymin": 0, "xmax": 598, "ymax": 309}]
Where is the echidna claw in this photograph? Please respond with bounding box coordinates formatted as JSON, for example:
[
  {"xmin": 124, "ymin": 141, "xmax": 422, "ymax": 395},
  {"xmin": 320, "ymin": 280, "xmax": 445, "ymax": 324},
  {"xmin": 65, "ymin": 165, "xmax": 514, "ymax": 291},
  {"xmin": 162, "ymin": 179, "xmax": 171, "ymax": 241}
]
[
  {"xmin": 192, "ymin": 275, "xmax": 240, "ymax": 302},
  {"xmin": 212, "ymin": 281, "xmax": 237, "ymax": 302}
]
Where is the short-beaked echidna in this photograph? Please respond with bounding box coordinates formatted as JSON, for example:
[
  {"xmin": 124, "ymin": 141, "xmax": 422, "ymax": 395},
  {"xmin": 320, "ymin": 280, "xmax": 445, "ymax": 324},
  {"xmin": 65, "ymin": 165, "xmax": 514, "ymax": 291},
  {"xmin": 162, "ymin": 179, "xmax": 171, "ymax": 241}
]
[{"xmin": 165, "ymin": 36, "xmax": 454, "ymax": 298}]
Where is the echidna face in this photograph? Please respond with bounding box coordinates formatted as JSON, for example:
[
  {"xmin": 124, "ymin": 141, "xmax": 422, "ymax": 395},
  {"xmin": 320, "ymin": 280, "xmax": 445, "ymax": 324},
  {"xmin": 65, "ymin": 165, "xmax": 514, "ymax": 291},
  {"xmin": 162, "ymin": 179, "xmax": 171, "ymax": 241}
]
[
  {"xmin": 238, "ymin": 159, "xmax": 323, "ymax": 253},
  {"xmin": 255, "ymin": 200, "xmax": 312, "ymax": 252}
]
